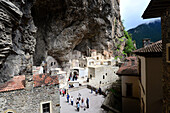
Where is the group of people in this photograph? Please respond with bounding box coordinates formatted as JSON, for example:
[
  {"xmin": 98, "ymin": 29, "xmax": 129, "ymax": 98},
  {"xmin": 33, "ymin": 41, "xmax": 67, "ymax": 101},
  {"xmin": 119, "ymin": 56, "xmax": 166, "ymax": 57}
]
[
  {"xmin": 66, "ymin": 93, "xmax": 89, "ymax": 112},
  {"xmin": 60, "ymin": 88, "xmax": 67, "ymax": 96},
  {"xmin": 91, "ymin": 87, "xmax": 102, "ymax": 95},
  {"xmin": 68, "ymin": 72, "xmax": 78, "ymax": 81}
]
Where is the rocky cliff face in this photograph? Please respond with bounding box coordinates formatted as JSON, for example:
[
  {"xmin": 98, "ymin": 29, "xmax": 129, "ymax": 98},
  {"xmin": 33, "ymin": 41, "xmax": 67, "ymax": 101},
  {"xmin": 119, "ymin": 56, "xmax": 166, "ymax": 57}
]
[
  {"xmin": 0, "ymin": 0, "xmax": 36, "ymax": 83},
  {"xmin": 0, "ymin": 0, "xmax": 124, "ymax": 83},
  {"xmin": 32, "ymin": 0, "xmax": 124, "ymax": 68}
]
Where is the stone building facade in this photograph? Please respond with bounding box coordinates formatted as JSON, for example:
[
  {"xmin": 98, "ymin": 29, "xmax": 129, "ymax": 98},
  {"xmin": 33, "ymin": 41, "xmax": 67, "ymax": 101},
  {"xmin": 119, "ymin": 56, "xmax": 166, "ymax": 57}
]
[{"xmin": 0, "ymin": 74, "xmax": 60, "ymax": 113}]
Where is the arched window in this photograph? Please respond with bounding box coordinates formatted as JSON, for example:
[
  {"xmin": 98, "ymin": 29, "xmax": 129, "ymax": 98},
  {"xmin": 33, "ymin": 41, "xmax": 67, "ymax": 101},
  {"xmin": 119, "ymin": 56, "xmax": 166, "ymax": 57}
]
[
  {"xmin": 51, "ymin": 62, "xmax": 53, "ymax": 66},
  {"xmin": 103, "ymin": 75, "xmax": 105, "ymax": 79}
]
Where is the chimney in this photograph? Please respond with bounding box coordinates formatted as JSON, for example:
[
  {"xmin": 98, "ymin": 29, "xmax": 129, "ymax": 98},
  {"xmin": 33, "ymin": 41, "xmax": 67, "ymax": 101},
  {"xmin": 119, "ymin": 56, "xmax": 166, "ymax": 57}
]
[{"xmin": 143, "ymin": 38, "xmax": 151, "ymax": 47}]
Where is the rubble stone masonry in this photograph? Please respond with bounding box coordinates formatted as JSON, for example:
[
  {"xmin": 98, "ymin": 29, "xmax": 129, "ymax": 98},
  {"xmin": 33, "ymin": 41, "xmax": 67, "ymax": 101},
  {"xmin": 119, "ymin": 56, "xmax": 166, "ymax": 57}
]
[{"xmin": 0, "ymin": 85, "xmax": 60, "ymax": 113}]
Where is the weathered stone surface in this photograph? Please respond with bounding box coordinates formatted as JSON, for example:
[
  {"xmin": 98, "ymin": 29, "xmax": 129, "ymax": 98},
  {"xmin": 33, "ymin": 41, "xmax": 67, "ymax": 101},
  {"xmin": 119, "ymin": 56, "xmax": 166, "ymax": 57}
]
[
  {"xmin": 0, "ymin": 85, "xmax": 60, "ymax": 113},
  {"xmin": 32, "ymin": 0, "xmax": 124, "ymax": 68},
  {"xmin": 0, "ymin": 0, "xmax": 36, "ymax": 83},
  {"xmin": 0, "ymin": 0, "xmax": 124, "ymax": 83}
]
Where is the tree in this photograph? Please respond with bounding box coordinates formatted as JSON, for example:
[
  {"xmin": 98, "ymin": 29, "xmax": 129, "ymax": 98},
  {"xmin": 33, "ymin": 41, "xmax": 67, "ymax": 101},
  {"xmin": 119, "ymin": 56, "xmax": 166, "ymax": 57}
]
[{"xmin": 123, "ymin": 30, "xmax": 136, "ymax": 56}]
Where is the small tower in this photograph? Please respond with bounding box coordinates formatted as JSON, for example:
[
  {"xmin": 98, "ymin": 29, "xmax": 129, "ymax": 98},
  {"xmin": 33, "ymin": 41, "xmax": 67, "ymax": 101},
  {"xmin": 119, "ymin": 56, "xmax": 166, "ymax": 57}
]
[{"xmin": 143, "ymin": 38, "xmax": 151, "ymax": 47}]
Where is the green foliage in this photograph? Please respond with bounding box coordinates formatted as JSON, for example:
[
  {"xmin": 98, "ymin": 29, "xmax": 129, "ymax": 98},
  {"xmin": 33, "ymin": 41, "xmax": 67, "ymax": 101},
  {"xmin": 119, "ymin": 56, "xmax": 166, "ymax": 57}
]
[
  {"xmin": 115, "ymin": 56, "xmax": 123, "ymax": 60},
  {"xmin": 123, "ymin": 30, "xmax": 136, "ymax": 56},
  {"xmin": 119, "ymin": 37, "xmax": 125, "ymax": 42}
]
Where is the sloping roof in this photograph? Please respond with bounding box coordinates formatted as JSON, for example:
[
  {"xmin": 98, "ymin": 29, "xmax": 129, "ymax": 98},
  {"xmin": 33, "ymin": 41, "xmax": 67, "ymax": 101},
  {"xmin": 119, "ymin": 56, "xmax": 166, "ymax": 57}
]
[
  {"xmin": 0, "ymin": 74, "xmax": 59, "ymax": 92},
  {"xmin": 0, "ymin": 75, "xmax": 25, "ymax": 92},
  {"xmin": 133, "ymin": 40, "xmax": 162, "ymax": 55},
  {"xmin": 33, "ymin": 74, "xmax": 59, "ymax": 87},
  {"xmin": 142, "ymin": 0, "xmax": 170, "ymax": 19},
  {"xmin": 117, "ymin": 57, "xmax": 138, "ymax": 76}
]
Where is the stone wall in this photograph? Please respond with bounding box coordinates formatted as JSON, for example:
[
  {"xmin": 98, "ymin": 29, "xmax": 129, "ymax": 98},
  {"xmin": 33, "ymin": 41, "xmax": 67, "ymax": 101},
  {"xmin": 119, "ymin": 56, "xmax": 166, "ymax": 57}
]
[
  {"xmin": 0, "ymin": 85, "xmax": 60, "ymax": 113},
  {"xmin": 161, "ymin": 8, "xmax": 170, "ymax": 113},
  {"xmin": 88, "ymin": 66, "xmax": 119, "ymax": 87}
]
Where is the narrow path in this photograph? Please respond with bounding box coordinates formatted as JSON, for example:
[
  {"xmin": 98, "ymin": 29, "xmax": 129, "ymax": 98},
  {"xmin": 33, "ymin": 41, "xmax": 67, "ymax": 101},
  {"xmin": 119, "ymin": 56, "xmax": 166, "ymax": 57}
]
[{"xmin": 60, "ymin": 88, "xmax": 107, "ymax": 113}]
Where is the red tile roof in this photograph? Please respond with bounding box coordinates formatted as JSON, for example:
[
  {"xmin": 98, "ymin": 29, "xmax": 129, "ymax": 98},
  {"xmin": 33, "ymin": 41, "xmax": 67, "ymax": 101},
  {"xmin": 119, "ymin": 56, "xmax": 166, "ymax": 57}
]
[
  {"xmin": 117, "ymin": 57, "xmax": 138, "ymax": 76},
  {"xmin": 0, "ymin": 75, "xmax": 25, "ymax": 92},
  {"xmin": 133, "ymin": 40, "xmax": 162, "ymax": 53},
  {"xmin": 0, "ymin": 74, "xmax": 59, "ymax": 92},
  {"xmin": 33, "ymin": 74, "xmax": 59, "ymax": 87}
]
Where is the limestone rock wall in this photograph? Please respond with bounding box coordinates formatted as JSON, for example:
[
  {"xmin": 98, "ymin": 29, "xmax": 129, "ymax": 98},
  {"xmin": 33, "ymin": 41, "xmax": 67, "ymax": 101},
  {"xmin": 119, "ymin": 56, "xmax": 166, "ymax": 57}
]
[
  {"xmin": 32, "ymin": 0, "xmax": 124, "ymax": 68},
  {"xmin": 0, "ymin": 0, "xmax": 36, "ymax": 83},
  {"xmin": 0, "ymin": 0, "xmax": 124, "ymax": 83}
]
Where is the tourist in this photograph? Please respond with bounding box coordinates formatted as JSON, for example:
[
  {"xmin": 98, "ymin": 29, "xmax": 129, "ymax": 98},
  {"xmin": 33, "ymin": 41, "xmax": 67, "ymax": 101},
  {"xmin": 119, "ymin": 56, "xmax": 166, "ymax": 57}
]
[
  {"xmin": 62, "ymin": 89, "xmax": 65, "ymax": 97},
  {"xmin": 99, "ymin": 87, "xmax": 102, "ymax": 95},
  {"xmin": 67, "ymin": 93, "xmax": 70, "ymax": 103},
  {"xmin": 91, "ymin": 88, "xmax": 93, "ymax": 93},
  {"xmin": 77, "ymin": 101, "xmax": 80, "ymax": 112},
  {"xmin": 76, "ymin": 98, "xmax": 79, "ymax": 105},
  {"xmin": 81, "ymin": 98, "xmax": 84, "ymax": 108},
  {"xmin": 95, "ymin": 89, "xmax": 98, "ymax": 95},
  {"xmin": 86, "ymin": 98, "xmax": 89, "ymax": 108},
  {"xmin": 64, "ymin": 89, "xmax": 67, "ymax": 95},
  {"xmin": 59, "ymin": 89, "xmax": 61, "ymax": 95},
  {"xmin": 70, "ymin": 96, "xmax": 74, "ymax": 106}
]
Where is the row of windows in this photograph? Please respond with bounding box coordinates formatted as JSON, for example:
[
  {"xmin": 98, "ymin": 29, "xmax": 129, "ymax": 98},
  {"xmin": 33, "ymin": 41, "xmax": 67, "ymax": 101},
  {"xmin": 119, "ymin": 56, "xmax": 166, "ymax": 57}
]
[{"xmin": 51, "ymin": 62, "xmax": 56, "ymax": 66}]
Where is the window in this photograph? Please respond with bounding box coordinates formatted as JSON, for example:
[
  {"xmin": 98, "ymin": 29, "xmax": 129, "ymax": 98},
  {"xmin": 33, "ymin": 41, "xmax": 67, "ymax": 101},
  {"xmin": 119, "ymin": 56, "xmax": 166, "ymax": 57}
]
[
  {"xmin": 166, "ymin": 43, "xmax": 170, "ymax": 63},
  {"xmin": 51, "ymin": 62, "xmax": 53, "ymax": 66},
  {"xmin": 54, "ymin": 62, "xmax": 56, "ymax": 65},
  {"xmin": 126, "ymin": 83, "xmax": 133, "ymax": 97},
  {"xmin": 43, "ymin": 103, "xmax": 50, "ymax": 113},
  {"xmin": 97, "ymin": 57, "xmax": 99, "ymax": 60},
  {"xmin": 100, "ymin": 81, "xmax": 101, "ymax": 84},
  {"xmin": 106, "ymin": 73, "xmax": 107, "ymax": 75},
  {"xmin": 40, "ymin": 101, "xmax": 52, "ymax": 113},
  {"xmin": 103, "ymin": 75, "xmax": 105, "ymax": 79}
]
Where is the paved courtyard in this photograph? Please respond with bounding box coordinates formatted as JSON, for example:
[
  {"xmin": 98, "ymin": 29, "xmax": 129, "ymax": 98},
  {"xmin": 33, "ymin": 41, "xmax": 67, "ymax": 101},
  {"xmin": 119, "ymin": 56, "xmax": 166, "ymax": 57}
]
[{"xmin": 60, "ymin": 88, "xmax": 107, "ymax": 113}]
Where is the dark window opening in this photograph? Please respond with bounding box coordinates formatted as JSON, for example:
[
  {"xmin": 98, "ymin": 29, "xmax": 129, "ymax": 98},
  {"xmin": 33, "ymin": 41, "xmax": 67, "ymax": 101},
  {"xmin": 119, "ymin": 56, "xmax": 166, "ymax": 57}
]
[
  {"xmin": 100, "ymin": 81, "xmax": 101, "ymax": 84},
  {"xmin": 106, "ymin": 73, "xmax": 107, "ymax": 75},
  {"xmin": 103, "ymin": 75, "xmax": 105, "ymax": 79},
  {"xmin": 42, "ymin": 103, "xmax": 50, "ymax": 113},
  {"xmin": 90, "ymin": 74, "xmax": 92, "ymax": 79},
  {"xmin": 51, "ymin": 62, "xmax": 53, "ymax": 66},
  {"xmin": 54, "ymin": 62, "xmax": 56, "ymax": 65},
  {"xmin": 97, "ymin": 57, "xmax": 99, "ymax": 60},
  {"xmin": 126, "ymin": 83, "xmax": 133, "ymax": 97}
]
